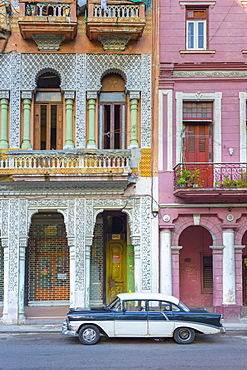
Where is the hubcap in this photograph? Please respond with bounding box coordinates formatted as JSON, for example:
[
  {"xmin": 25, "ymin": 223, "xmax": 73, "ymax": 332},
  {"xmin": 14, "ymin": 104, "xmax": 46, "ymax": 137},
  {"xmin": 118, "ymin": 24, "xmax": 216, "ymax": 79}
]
[
  {"xmin": 179, "ymin": 329, "xmax": 190, "ymax": 340},
  {"xmin": 83, "ymin": 328, "xmax": 96, "ymax": 342}
]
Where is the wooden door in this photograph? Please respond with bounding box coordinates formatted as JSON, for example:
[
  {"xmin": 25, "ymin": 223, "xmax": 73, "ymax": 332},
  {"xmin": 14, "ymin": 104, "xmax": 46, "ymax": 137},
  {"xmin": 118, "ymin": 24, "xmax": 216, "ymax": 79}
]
[
  {"xmin": 106, "ymin": 239, "xmax": 126, "ymax": 303},
  {"xmin": 184, "ymin": 123, "xmax": 213, "ymax": 187},
  {"xmin": 34, "ymin": 103, "xmax": 63, "ymax": 150}
]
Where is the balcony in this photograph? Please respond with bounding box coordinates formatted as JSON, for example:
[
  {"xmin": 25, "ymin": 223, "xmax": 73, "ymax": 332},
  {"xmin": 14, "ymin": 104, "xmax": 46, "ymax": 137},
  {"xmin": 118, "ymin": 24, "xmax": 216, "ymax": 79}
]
[
  {"xmin": 18, "ymin": 0, "xmax": 77, "ymax": 50},
  {"xmin": 0, "ymin": 150, "xmax": 133, "ymax": 192},
  {"xmin": 174, "ymin": 163, "xmax": 247, "ymax": 203},
  {"xmin": 86, "ymin": 0, "xmax": 146, "ymax": 51}
]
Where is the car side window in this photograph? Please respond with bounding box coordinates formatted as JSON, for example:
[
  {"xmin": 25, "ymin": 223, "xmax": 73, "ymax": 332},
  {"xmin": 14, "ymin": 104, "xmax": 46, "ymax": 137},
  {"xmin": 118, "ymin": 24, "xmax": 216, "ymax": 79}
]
[
  {"xmin": 148, "ymin": 300, "xmax": 181, "ymax": 312},
  {"xmin": 124, "ymin": 300, "xmax": 146, "ymax": 312}
]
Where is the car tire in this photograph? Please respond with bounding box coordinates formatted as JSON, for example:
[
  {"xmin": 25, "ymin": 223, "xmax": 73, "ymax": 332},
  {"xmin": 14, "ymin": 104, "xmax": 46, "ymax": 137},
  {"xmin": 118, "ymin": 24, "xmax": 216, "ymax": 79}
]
[
  {"xmin": 78, "ymin": 325, "xmax": 100, "ymax": 345},
  {"xmin": 173, "ymin": 327, "xmax": 195, "ymax": 344}
]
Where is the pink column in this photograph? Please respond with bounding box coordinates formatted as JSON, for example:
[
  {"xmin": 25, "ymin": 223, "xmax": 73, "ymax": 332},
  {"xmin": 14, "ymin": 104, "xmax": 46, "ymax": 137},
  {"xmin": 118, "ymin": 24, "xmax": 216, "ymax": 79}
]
[
  {"xmin": 209, "ymin": 246, "xmax": 224, "ymax": 313},
  {"xmin": 234, "ymin": 245, "xmax": 245, "ymax": 311},
  {"xmin": 171, "ymin": 246, "xmax": 182, "ymax": 299}
]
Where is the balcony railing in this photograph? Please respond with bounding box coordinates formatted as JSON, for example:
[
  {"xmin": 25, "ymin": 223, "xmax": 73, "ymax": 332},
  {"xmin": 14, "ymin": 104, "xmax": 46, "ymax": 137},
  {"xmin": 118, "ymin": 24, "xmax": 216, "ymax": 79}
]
[
  {"xmin": 92, "ymin": 4, "xmax": 141, "ymax": 18},
  {"xmin": 174, "ymin": 163, "xmax": 247, "ymax": 190},
  {"xmin": 25, "ymin": 3, "xmax": 71, "ymax": 17},
  {"xmin": 0, "ymin": 151, "xmax": 131, "ymax": 175},
  {"xmin": 18, "ymin": 0, "xmax": 77, "ymax": 41},
  {"xmin": 86, "ymin": 0, "xmax": 146, "ymax": 45}
]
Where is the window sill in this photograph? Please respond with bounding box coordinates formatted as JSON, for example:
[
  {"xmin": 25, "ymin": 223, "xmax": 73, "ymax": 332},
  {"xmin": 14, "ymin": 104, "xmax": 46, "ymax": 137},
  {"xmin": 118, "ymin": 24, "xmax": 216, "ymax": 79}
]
[{"xmin": 180, "ymin": 50, "xmax": 216, "ymax": 54}]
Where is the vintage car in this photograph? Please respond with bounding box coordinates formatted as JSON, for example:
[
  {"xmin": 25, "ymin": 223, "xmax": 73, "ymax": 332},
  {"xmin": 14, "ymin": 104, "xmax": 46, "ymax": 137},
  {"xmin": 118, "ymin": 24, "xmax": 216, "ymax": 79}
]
[{"xmin": 62, "ymin": 292, "xmax": 226, "ymax": 345}]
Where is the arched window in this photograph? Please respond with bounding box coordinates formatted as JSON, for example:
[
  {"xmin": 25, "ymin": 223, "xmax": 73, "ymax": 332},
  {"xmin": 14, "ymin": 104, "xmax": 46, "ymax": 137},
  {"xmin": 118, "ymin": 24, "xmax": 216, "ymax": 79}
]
[
  {"xmin": 34, "ymin": 72, "xmax": 63, "ymax": 150},
  {"xmin": 99, "ymin": 74, "xmax": 126, "ymax": 150}
]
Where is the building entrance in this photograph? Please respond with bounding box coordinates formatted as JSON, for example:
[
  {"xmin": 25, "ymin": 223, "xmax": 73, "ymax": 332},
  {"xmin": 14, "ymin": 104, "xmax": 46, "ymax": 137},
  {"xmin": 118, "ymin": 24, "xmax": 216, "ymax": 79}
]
[{"xmin": 25, "ymin": 213, "xmax": 69, "ymax": 305}]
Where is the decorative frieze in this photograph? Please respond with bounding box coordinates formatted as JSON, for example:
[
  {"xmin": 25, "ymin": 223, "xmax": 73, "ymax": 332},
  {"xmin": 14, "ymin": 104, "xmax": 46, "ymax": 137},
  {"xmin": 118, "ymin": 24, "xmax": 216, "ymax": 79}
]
[{"xmin": 173, "ymin": 70, "xmax": 247, "ymax": 78}]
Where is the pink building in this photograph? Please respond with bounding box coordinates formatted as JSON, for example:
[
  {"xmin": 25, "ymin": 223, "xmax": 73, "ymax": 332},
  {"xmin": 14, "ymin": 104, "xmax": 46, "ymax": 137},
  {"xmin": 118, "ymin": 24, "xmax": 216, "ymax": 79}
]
[{"xmin": 158, "ymin": 0, "xmax": 247, "ymax": 320}]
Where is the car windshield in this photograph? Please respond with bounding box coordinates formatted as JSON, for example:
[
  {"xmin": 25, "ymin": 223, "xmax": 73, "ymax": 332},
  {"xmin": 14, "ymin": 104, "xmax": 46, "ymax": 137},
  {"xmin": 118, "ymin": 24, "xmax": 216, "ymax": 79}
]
[
  {"xmin": 178, "ymin": 301, "xmax": 190, "ymax": 312},
  {"xmin": 106, "ymin": 297, "xmax": 121, "ymax": 310}
]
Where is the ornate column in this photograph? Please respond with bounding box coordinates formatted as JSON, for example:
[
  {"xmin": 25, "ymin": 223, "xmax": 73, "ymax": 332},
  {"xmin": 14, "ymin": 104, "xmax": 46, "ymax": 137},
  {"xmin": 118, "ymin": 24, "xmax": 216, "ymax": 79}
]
[
  {"xmin": 86, "ymin": 91, "xmax": 97, "ymax": 149},
  {"xmin": 21, "ymin": 91, "xmax": 32, "ymax": 149},
  {"xmin": 234, "ymin": 245, "xmax": 245, "ymax": 311},
  {"xmin": 131, "ymin": 236, "xmax": 141, "ymax": 292},
  {"xmin": 221, "ymin": 225, "xmax": 242, "ymax": 319},
  {"xmin": 171, "ymin": 246, "xmax": 182, "ymax": 298},
  {"xmin": 1, "ymin": 239, "xmax": 9, "ymax": 322},
  {"xmin": 128, "ymin": 91, "xmax": 140, "ymax": 149},
  {"xmin": 209, "ymin": 245, "xmax": 224, "ymax": 311},
  {"xmin": 68, "ymin": 238, "xmax": 76, "ymax": 308},
  {"xmin": 18, "ymin": 238, "xmax": 28, "ymax": 323},
  {"xmin": 0, "ymin": 91, "xmax": 9, "ymax": 149},
  {"xmin": 64, "ymin": 91, "xmax": 75, "ymax": 149},
  {"xmin": 160, "ymin": 228, "xmax": 173, "ymax": 295}
]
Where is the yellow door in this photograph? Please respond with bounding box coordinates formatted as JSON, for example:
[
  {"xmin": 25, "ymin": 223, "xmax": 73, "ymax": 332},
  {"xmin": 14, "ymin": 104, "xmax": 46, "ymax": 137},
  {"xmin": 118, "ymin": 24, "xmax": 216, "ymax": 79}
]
[{"xmin": 106, "ymin": 239, "xmax": 126, "ymax": 303}]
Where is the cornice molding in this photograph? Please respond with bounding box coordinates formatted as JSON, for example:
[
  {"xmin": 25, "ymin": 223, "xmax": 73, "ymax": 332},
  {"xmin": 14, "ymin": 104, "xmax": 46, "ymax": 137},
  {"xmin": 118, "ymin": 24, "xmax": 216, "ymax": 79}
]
[
  {"xmin": 173, "ymin": 70, "xmax": 247, "ymax": 78},
  {"xmin": 179, "ymin": 1, "xmax": 216, "ymax": 5}
]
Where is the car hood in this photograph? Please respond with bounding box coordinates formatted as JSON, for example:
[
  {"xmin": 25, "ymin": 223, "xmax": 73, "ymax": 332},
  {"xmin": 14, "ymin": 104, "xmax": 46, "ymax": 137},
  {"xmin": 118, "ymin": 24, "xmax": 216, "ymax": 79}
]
[{"xmin": 68, "ymin": 306, "xmax": 109, "ymax": 314}]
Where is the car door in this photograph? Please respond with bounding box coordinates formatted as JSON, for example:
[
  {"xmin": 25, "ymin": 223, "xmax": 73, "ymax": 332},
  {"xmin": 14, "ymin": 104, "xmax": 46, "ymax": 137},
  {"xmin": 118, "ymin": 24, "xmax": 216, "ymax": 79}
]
[
  {"xmin": 147, "ymin": 300, "xmax": 175, "ymax": 336},
  {"xmin": 114, "ymin": 300, "xmax": 148, "ymax": 336}
]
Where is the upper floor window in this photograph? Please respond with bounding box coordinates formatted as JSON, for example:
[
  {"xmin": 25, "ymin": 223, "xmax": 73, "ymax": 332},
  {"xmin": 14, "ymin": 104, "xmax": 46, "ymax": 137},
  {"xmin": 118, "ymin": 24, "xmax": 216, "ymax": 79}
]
[
  {"xmin": 99, "ymin": 74, "xmax": 126, "ymax": 150},
  {"xmin": 34, "ymin": 72, "xmax": 63, "ymax": 150},
  {"xmin": 186, "ymin": 7, "xmax": 208, "ymax": 50}
]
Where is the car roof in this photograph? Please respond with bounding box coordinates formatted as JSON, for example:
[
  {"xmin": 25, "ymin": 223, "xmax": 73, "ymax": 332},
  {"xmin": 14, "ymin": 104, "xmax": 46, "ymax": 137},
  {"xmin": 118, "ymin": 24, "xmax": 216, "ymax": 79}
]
[{"xmin": 117, "ymin": 292, "xmax": 180, "ymax": 305}]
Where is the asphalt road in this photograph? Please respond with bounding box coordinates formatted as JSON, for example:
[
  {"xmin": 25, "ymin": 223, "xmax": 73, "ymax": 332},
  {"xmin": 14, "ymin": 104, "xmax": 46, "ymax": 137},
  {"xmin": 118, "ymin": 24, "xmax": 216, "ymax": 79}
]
[{"xmin": 0, "ymin": 332, "xmax": 246, "ymax": 370}]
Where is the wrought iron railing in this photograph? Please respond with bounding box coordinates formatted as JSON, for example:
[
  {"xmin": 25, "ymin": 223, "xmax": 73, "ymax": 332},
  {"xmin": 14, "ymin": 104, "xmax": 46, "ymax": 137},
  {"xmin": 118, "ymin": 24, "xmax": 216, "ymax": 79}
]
[
  {"xmin": 0, "ymin": 151, "xmax": 131, "ymax": 173},
  {"xmin": 174, "ymin": 163, "xmax": 247, "ymax": 190}
]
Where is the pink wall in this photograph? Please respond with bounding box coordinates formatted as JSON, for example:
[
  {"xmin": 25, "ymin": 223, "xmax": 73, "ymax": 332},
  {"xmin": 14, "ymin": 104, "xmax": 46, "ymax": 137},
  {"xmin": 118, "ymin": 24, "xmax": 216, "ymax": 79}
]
[{"xmin": 160, "ymin": 0, "xmax": 247, "ymax": 63}]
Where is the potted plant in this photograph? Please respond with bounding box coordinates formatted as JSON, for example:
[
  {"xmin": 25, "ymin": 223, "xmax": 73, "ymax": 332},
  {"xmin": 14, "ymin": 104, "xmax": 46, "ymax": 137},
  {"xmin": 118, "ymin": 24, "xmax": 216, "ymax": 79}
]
[{"xmin": 176, "ymin": 169, "xmax": 192, "ymax": 187}]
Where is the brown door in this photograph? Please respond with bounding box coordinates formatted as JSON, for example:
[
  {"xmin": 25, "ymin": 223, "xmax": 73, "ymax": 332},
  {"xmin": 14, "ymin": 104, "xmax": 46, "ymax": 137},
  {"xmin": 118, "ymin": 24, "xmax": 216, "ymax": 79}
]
[
  {"xmin": 184, "ymin": 123, "xmax": 213, "ymax": 187},
  {"xmin": 34, "ymin": 103, "xmax": 63, "ymax": 150},
  {"xmin": 106, "ymin": 239, "xmax": 126, "ymax": 303}
]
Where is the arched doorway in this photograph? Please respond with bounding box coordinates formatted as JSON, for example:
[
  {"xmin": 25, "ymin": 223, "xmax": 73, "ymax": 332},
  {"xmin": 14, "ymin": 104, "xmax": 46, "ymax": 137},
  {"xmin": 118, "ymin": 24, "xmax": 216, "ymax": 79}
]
[
  {"xmin": 25, "ymin": 212, "xmax": 69, "ymax": 305},
  {"xmin": 90, "ymin": 211, "xmax": 134, "ymax": 305},
  {"xmin": 34, "ymin": 71, "xmax": 63, "ymax": 150},
  {"xmin": 179, "ymin": 225, "xmax": 213, "ymax": 307}
]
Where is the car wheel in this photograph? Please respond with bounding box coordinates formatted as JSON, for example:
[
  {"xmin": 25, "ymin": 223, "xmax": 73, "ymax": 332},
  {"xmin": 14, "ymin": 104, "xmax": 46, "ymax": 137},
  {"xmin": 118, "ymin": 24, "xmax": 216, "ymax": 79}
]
[
  {"xmin": 173, "ymin": 327, "xmax": 195, "ymax": 344},
  {"xmin": 78, "ymin": 325, "xmax": 100, "ymax": 345}
]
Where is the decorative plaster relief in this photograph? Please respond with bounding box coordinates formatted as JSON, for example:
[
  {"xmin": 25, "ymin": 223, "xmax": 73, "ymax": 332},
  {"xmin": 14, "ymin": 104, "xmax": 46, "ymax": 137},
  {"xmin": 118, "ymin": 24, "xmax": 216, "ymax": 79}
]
[
  {"xmin": 98, "ymin": 35, "xmax": 131, "ymax": 51},
  {"xmin": 32, "ymin": 35, "xmax": 65, "ymax": 51}
]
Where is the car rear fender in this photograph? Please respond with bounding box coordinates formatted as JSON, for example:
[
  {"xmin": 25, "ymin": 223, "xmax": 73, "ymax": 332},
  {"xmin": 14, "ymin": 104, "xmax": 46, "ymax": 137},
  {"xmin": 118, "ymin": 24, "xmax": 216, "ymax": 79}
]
[{"xmin": 174, "ymin": 321, "xmax": 221, "ymax": 335}]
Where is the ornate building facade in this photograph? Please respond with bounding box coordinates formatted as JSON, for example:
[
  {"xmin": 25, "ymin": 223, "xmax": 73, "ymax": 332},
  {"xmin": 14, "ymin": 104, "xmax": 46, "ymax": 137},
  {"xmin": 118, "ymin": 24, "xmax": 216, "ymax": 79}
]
[
  {"xmin": 0, "ymin": 0, "xmax": 159, "ymax": 324},
  {"xmin": 159, "ymin": 0, "xmax": 247, "ymax": 320}
]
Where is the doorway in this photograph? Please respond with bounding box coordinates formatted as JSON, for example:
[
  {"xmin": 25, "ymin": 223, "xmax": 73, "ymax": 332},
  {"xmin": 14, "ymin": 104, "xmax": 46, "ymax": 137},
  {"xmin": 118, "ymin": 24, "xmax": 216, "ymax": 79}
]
[{"xmin": 25, "ymin": 213, "xmax": 69, "ymax": 304}]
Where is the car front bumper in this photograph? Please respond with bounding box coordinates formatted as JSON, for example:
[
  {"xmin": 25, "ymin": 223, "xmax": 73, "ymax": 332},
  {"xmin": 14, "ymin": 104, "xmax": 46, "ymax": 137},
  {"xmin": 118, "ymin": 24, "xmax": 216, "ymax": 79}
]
[{"xmin": 62, "ymin": 321, "xmax": 78, "ymax": 336}]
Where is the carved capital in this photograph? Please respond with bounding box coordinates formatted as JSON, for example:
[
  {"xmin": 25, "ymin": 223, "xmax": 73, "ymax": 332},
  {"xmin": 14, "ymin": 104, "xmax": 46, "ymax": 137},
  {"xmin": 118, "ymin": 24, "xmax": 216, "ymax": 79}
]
[
  {"xmin": 21, "ymin": 91, "xmax": 32, "ymax": 100},
  {"xmin": 87, "ymin": 91, "xmax": 98, "ymax": 100},
  {"xmin": 129, "ymin": 91, "xmax": 140, "ymax": 100},
  {"xmin": 64, "ymin": 91, "xmax": 75, "ymax": 100},
  {"xmin": 0, "ymin": 90, "xmax": 9, "ymax": 100}
]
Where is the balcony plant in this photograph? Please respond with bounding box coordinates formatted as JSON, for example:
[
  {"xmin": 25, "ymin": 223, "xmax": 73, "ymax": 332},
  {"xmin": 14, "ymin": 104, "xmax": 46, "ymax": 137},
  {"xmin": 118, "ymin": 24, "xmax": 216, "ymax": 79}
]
[
  {"xmin": 221, "ymin": 175, "xmax": 247, "ymax": 188},
  {"xmin": 176, "ymin": 168, "xmax": 202, "ymax": 188}
]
